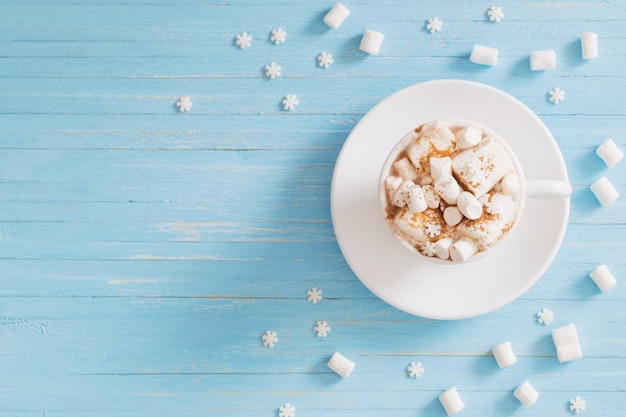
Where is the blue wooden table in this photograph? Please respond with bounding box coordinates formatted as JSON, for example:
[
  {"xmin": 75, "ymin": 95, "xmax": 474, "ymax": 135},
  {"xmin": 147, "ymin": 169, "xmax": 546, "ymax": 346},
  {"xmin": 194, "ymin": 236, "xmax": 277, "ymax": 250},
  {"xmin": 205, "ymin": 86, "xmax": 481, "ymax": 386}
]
[{"xmin": 1, "ymin": 1, "xmax": 624, "ymax": 416}]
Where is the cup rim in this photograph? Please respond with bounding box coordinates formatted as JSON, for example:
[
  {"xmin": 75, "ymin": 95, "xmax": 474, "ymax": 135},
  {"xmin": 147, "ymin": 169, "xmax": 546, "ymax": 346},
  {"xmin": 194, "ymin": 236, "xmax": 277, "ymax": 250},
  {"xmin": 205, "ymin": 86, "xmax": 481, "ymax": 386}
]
[{"xmin": 378, "ymin": 119, "xmax": 527, "ymax": 264}]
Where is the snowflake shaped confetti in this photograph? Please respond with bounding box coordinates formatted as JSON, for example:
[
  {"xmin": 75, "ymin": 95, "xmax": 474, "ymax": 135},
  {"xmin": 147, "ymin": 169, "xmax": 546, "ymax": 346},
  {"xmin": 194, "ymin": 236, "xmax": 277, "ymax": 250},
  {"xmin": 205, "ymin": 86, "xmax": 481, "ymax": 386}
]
[
  {"xmin": 407, "ymin": 361, "xmax": 424, "ymax": 378},
  {"xmin": 265, "ymin": 62, "xmax": 281, "ymax": 78},
  {"xmin": 282, "ymin": 94, "xmax": 299, "ymax": 110},
  {"xmin": 569, "ymin": 396, "xmax": 586, "ymax": 414},
  {"xmin": 318, "ymin": 51, "xmax": 334, "ymax": 69},
  {"xmin": 279, "ymin": 403, "xmax": 296, "ymax": 417},
  {"xmin": 487, "ymin": 6, "xmax": 504, "ymax": 22},
  {"xmin": 261, "ymin": 330, "xmax": 278, "ymax": 348},
  {"xmin": 424, "ymin": 222, "xmax": 441, "ymax": 238},
  {"xmin": 421, "ymin": 242, "xmax": 436, "ymax": 257},
  {"xmin": 235, "ymin": 32, "xmax": 252, "ymax": 49},
  {"xmin": 313, "ymin": 320, "xmax": 330, "ymax": 337},
  {"xmin": 537, "ymin": 308, "xmax": 554, "ymax": 325},
  {"xmin": 549, "ymin": 87, "xmax": 565, "ymax": 104},
  {"xmin": 426, "ymin": 17, "xmax": 443, "ymax": 33},
  {"xmin": 271, "ymin": 27, "xmax": 287, "ymax": 45},
  {"xmin": 306, "ymin": 287, "xmax": 323, "ymax": 304},
  {"xmin": 175, "ymin": 96, "xmax": 192, "ymax": 112}
]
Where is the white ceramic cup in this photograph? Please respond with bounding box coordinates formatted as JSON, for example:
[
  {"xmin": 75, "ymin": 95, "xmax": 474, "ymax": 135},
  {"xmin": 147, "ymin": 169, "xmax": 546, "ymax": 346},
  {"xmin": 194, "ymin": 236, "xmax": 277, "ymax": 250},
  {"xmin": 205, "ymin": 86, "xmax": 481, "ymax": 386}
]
[{"xmin": 379, "ymin": 119, "xmax": 572, "ymax": 263}]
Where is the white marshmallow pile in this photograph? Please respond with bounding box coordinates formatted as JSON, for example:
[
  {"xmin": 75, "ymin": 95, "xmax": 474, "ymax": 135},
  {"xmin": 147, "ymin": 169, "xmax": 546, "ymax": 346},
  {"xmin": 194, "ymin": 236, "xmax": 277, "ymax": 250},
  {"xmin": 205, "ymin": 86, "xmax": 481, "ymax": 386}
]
[
  {"xmin": 596, "ymin": 138, "xmax": 624, "ymax": 168},
  {"xmin": 384, "ymin": 121, "xmax": 522, "ymax": 262},
  {"xmin": 439, "ymin": 387, "xmax": 465, "ymax": 416},
  {"xmin": 469, "ymin": 45, "xmax": 498, "ymax": 66},
  {"xmin": 581, "ymin": 32, "xmax": 599, "ymax": 59},
  {"xmin": 359, "ymin": 29, "xmax": 385, "ymax": 55},
  {"xmin": 530, "ymin": 50, "xmax": 557, "ymax": 70},
  {"xmin": 590, "ymin": 176, "xmax": 619, "ymax": 207},
  {"xmin": 327, "ymin": 351, "xmax": 355, "ymax": 378},
  {"xmin": 323, "ymin": 2, "xmax": 350, "ymax": 29},
  {"xmin": 514, "ymin": 380, "xmax": 539, "ymax": 407},
  {"xmin": 492, "ymin": 341, "xmax": 517, "ymax": 368},
  {"xmin": 589, "ymin": 264, "xmax": 617, "ymax": 292},
  {"xmin": 552, "ymin": 323, "xmax": 583, "ymax": 363}
]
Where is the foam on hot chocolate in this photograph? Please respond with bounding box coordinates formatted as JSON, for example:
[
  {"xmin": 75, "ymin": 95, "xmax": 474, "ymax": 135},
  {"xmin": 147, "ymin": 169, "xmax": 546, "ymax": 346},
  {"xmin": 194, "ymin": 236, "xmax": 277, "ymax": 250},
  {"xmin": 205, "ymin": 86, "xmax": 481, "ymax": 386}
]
[{"xmin": 382, "ymin": 120, "xmax": 522, "ymax": 262}]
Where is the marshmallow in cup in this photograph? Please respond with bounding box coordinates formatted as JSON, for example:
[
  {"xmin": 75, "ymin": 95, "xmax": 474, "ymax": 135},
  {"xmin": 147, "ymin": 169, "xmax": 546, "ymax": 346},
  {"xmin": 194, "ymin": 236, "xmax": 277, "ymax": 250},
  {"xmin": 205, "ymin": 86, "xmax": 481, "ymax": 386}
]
[{"xmin": 379, "ymin": 119, "xmax": 571, "ymax": 264}]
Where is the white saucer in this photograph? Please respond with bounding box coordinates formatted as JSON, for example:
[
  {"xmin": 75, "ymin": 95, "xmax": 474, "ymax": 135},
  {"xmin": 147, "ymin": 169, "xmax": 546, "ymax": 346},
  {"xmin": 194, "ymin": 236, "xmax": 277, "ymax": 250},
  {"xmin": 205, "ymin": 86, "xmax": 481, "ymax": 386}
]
[{"xmin": 330, "ymin": 80, "xmax": 570, "ymax": 320}]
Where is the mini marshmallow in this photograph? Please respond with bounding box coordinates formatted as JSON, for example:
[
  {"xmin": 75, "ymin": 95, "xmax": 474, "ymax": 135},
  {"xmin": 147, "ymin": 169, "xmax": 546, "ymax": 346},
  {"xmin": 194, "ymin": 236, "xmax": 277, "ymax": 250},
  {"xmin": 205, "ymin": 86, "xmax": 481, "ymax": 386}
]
[
  {"xmin": 590, "ymin": 176, "xmax": 619, "ymax": 206},
  {"xmin": 323, "ymin": 2, "xmax": 350, "ymax": 29},
  {"xmin": 552, "ymin": 323, "xmax": 583, "ymax": 363},
  {"xmin": 581, "ymin": 32, "xmax": 598, "ymax": 59},
  {"xmin": 443, "ymin": 206, "xmax": 463, "ymax": 226},
  {"xmin": 435, "ymin": 237, "xmax": 453, "ymax": 260},
  {"xmin": 359, "ymin": 29, "xmax": 384, "ymax": 55},
  {"xmin": 439, "ymin": 387, "xmax": 465, "ymax": 416},
  {"xmin": 514, "ymin": 381, "xmax": 539, "ymax": 407},
  {"xmin": 450, "ymin": 237, "xmax": 478, "ymax": 262},
  {"xmin": 394, "ymin": 157, "xmax": 419, "ymax": 181},
  {"xmin": 435, "ymin": 174, "xmax": 462, "ymax": 205},
  {"xmin": 422, "ymin": 185, "xmax": 441, "ymax": 209},
  {"xmin": 596, "ymin": 138, "xmax": 624, "ymax": 168},
  {"xmin": 500, "ymin": 173, "xmax": 521, "ymax": 197},
  {"xmin": 420, "ymin": 175, "xmax": 434, "ymax": 186},
  {"xmin": 457, "ymin": 191, "xmax": 483, "ymax": 220},
  {"xmin": 407, "ymin": 185, "xmax": 428, "ymax": 213},
  {"xmin": 470, "ymin": 45, "xmax": 498, "ymax": 66},
  {"xmin": 492, "ymin": 342, "xmax": 517, "ymax": 368},
  {"xmin": 327, "ymin": 351, "xmax": 355, "ymax": 378},
  {"xmin": 385, "ymin": 176, "xmax": 403, "ymax": 200},
  {"xmin": 456, "ymin": 127, "xmax": 482, "ymax": 150},
  {"xmin": 430, "ymin": 157, "xmax": 452, "ymax": 180},
  {"xmin": 393, "ymin": 179, "xmax": 414, "ymax": 207},
  {"xmin": 589, "ymin": 264, "xmax": 617, "ymax": 292},
  {"xmin": 530, "ymin": 50, "xmax": 557, "ymax": 70}
]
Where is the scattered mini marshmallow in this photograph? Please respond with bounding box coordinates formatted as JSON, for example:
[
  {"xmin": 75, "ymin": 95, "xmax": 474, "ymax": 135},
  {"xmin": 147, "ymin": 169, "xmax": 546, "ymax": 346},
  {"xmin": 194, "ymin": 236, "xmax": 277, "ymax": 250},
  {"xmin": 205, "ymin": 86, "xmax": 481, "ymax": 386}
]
[
  {"xmin": 426, "ymin": 17, "xmax": 443, "ymax": 33},
  {"xmin": 450, "ymin": 237, "xmax": 478, "ymax": 262},
  {"xmin": 514, "ymin": 380, "xmax": 539, "ymax": 407},
  {"xmin": 590, "ymin": 176, "xmax": 619, "ymax": 206},
  {"xmin": 323, "ymin": 2, "xmax": 350, "ymax": 29},
  {"xmin": 596, "ymin": 138, "xmax": 624, "ymax": 168},
  {"xmin": 470, "ymin": 45, "xmax": 498, "ymax": 66},
  {"xmin": 581, "ymin": 32, "xmax": 598, "ymax": 59},
  {"xmin": 456, "ymin": 127, "xmax": 482, "ymax": 150},
  {"xmin": 552, "ymin": 323, "xmax": 583, "ymax": 363},
  {"xmin": 457, "ymin": 191, "xmax": 483, "ymax": 220},
  {"xmin": 492, "ymin": 341, "xmax": 517, "ymax": 368},
  {"xmin": 394, "ymin": 157, "xmax": 419, "ymax": 181},
  {"xmin": 176, "ymin": 96, "xmax": 192, "ymax": 112},
  {"xmin": 270, "ymin": 27, "xmax": 287, "ymax": 45},
  {"xmin": 282, "ymin": 94, "xmax": 299, "ymax": 110},
  {"xmin": 423, "ymin": 185, "xmax": 441, "ymax": 209},
  {"xmin": 327, "ymin": 351, "xmax": 355, "ymax": 378},
  {"xmin": 435, "ymin": 237, "xmax": 454, "ymax": 260},
  {"xmin": 589, "ymin": 264, "xmax": 617, "ymax": 292},
  {"xmin": 443, "ymin": 206, "xmax": 464, "ymax": 226},
  {"xmin": 407, "ymin": 185, "xmax": 428, "ymax": 213},
  {"xmin": 317, "ymin": 51, "xmax": 334, "ymax": 69},
  {"xmin": 548, "ymin": 87, "xmax": 565, "ymax": 104},
  {"xmin": 359, "ymin": 29, "xmax": 384, "ymax": 55},
  {"xmin": 439, "ymin": 387, "xmax": 465, "ymax": 416},
  {"xmin": 530, "ymin": 50, "xmax": 557, "ymax": 70},
  {"xmin": 393, "ymin": 179, "xmax": 414, "ymax": 207},
  {"xmin": 385, "ymin": 176, "xmax": 403, "ymax": 200},
  {"xmin": 430, "ymin": 157, "xmax": 452, "ymax": 180},
  {"xmin": 435, "ymin": 175, "xmax": 462, "ymax": 205}
]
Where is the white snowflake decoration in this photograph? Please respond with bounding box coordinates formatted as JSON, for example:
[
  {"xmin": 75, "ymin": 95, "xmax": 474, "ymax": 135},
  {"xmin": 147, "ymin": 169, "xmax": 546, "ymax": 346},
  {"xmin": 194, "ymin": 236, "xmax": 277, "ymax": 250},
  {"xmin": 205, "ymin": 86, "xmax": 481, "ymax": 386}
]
[
  {"xmin": 549, "ymin": 87, "xmax": 565, "ymax": 104},
  {"xmin": 261, "ymin": 330, "xmax": 278, "ymax": 348},
  {"xmin": 569, "ymin": 396, "xmax": 586, "ymax": 414},
  {"xmin": 282, "ymin": 94, "xmax": 299, "ymax": 111},
  {"xmin": 318, "ymin": 51, "xmax": 334, "ymax": 69},
  {"xmin": 421, "ymin": 242, "xmax": 436, "ymax": 257},
  {"xmin": 537, "ymin": 308, "xmax": 554, "ymax": 325},
  {"xmin": 487, "ymin": 6, "xmax": 504, "ymax": 22},
  {"xmin": 265, "ymin": 62, "xmax": 281, "ymax": 78},
  {"xmin": 235, "ymin": 32, "xmax": 252, "ymax": 49},
  {"xmin": 426, "ymin": 17, "xmax": 443, "ymax": 33},
  {"xmin": 407, "ymin": 361, "xmax": 424, "ymax": 378},
  {"xmin": 307, "ymin": 287, "xmax": 322, "ymax": 304},
  {"xmin": 313, "ymin": 320, "xmax": 330, "ymax": 337},
  {"xmin": 175, "ymin": 96, "xmax": 192, "ymax": 112},
  {"xmin": 424, "ymin": 222, "xmax": 441, "ymax": 238},
  {"xmin": 271, "ymin": 27, "xmax": 287, "ymax": 45},
  {"xmin": 279, "ymin": 403, "xmax": 296, "ymax": 417}
]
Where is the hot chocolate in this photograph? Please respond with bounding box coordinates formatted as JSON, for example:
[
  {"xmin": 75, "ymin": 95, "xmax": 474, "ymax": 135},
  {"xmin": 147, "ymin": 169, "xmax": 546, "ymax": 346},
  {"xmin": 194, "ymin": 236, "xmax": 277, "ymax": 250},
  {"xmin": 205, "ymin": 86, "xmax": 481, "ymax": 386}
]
[{"xmin": 380, "ymin": 120, "xmax": 523, "ymax": 262}]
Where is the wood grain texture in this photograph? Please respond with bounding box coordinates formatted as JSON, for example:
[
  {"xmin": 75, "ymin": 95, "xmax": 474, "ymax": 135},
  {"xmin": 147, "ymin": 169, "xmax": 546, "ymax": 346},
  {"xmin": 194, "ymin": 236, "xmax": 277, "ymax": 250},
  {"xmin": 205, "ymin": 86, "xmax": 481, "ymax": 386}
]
[{"xmin": 0, "ymin": 1, "xmax": 625, "ymax": 416}]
